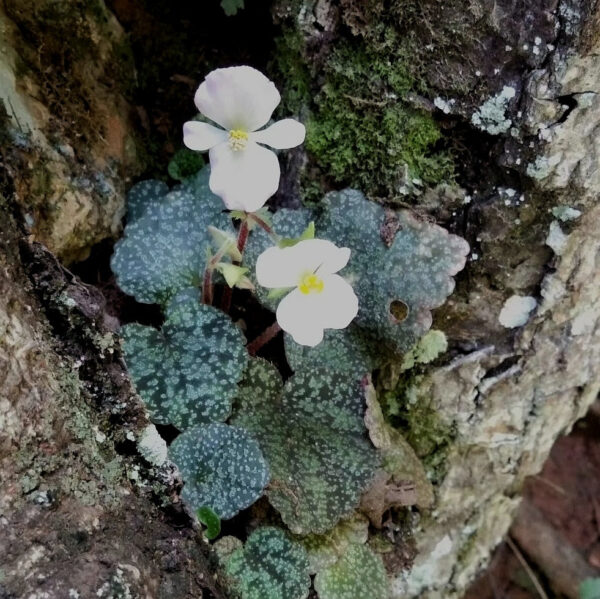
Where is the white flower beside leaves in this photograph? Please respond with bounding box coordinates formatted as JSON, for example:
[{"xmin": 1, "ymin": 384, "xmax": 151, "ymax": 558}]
[
  {"xmin": 256, "ymin": 239, "xmax": 359, "ymax": 347},
  {"xmin": 183, "ymin": 66, "xmax": 306, "ymax": 213}
]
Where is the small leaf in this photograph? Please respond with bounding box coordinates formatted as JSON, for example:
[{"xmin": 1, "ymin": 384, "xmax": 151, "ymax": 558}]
[
  {"xmin": 314, "ymin": 545, "xmax": 389, "ymax": 599},
  {"xmin": 226, "ymin": 528, "xmax": 310, "ymax": 599},
  {"xmin": 580, "ymin": 578, "xmax": 600, "ymax": 599},
  {"xmin": 220, "ymin": 0, "xmax": 245, "ymax": 17},
  {"xmin": 209, "ymin": 226, "xmax": 243, "ymax": 262},
  {"xmin": 232, "ymin": 360, "xmax": 378, "ymax": 534},
  {"xmin": 169, "ymin": 423, "xmax": 269, "ymax": 519},
  {"xmin": 216, "ymin": 263, "xmax": 250, "ymax": 288},
  {"xmin": 197, "ymin": 506, "xmax": 221, "ymax": 540},
  {"xmin": 112, "ymin": 167, "xmax": 234, "ymax": 306},
  {"xmin": 121, "ymin": 289, "xmax": 248, "ymax": 429},
  {"xmin": 278, "ymin": 221, "xmax": 316, "ymax": 248}
]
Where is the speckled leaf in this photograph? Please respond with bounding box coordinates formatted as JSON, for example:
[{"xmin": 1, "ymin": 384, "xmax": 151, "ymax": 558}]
[
  {"xmin": 121, "ymin": 289, "xmax": 247, "ymax": 429},
  {"xmin": 232, "ymin": 360, "xmax": 378, "ymax": 534},
  {"xmin": 112, "ymin": 167, "xmax": 233, "ymax": 305},
  {"xmin": 297, "ymin": 514, "xmax": 369, "ymax": 574},
  {"xmin": 244, "ymin": 189, "xmax": 468, "ymax": 365},
  {"xmin": 317, "ymin": 190, "xmax": 468, "ymax": 356},
  {"xmin": 126, "ymin": 179, "xmax": 169, "ymax": 222},
  {"xmin": 169, "ymin": 423, "xmax": 269, "ymax": 519},
  {"xmin": 226, "ymin": 528, "xmax": 310, "ymax": 599},
  {"xmin": 314, "ymin": 544, "xmax": 389, "ymax": 599},
  {"xmin": 284, "ymin": 326, "xmax": 377, "ymax": 376}
]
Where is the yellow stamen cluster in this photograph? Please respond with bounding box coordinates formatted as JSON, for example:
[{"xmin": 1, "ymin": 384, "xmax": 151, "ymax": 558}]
[
  {"xmin": 299, "ymin": 273, "xmax": 324, "ymax": 295},
  {"xmin": 229, "ymin": 129, "xmax": 249, "ymax": 151}
]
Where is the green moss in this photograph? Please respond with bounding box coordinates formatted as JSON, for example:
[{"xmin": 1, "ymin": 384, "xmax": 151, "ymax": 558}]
[
  {"xmin": 380, "ymin": 375, "xmax": 455, "ymax": 484},
  {"xmin": 274, "ymin": 30, "xmax": 454, "ymax": 200},
  {"xmin": 272, "ymin": 28, "xmax": 312, "ymax": 114}
]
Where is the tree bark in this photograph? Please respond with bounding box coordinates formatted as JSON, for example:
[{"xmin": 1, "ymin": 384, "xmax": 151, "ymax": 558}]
[{"xmin": 2, "ymin": 1, "xmax": 600, "ymax": 598}]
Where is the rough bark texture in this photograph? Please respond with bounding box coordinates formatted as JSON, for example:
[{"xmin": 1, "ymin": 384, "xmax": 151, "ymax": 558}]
[{"xmin": 1, "ymin": 0, "xmax": 600, "ymax": 598}]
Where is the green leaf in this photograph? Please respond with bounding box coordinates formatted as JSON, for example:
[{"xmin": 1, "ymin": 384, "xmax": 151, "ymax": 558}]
[
  {"xmin": 226, "ymin": 528, "xmax": 310, "ymax": 599},
  {"xmin": 297, "ymin": 514, "xmax": 369, "ymax": 574},
  {"xmin": 125, "ymin": 179, "xmax": 169, "ymax": 222},
  {"xmin": 314, "ymin": 544, "xmax": 389, "ymax": 599},
  {"xmin": 231, "ymin": 360, "xmax": 378, "ymax": 534},
  {"xmin": 278, "ymin": 221, "xmax": 316, "ymax": 248},
  {"xmin": 121, "ymin": 289, "xmax": 248, "ymax": 429},
  {"xmin": 580, "ymin": 578, "xmax": 600, "ymax": 599},
  {"xmin": 197, "ymin": 506, "xmax": 221, "ymax": 540},
  {"xmin": 284, "ymin": 326, "xmax": 377, "ymax": 376},
  {"xmin": 169, "ymin": 423, "xmax": 269, "ymax": 520},
  {"xmin": 216, "ymin": 263, "xmax": 250, "ymax": 288},
  {"xmin": 112, "ymin": 166, "xmax": 233, "ymax": 306},
  {"xmin": 244, "ymin": 190, "xmax": 468, "ymax": 366},
  {"xmin": 220, "ymin": 0, "xmax": 244, "ymax": 16}
]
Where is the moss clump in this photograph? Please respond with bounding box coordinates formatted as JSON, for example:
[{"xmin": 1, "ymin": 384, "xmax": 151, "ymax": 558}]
[
  {"xmin": 274, "ymin": 32, "xmax": 454, "ymax": 200},
  {"xmin": 381, "ymin": 376, "xmax": 455, "ymax": 484}
]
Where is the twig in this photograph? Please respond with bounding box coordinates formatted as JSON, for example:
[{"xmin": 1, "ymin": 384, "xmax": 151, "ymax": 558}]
[{"xmin": 506, "ymin": 536, "xmax": 549, "ymax": 599}]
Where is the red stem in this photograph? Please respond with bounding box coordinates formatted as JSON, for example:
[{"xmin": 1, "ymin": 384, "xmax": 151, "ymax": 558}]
[
  {"xmin": 237, "ymin": 219, "xmax": 249, "ymax": 254},
  {"xmin": 202, "ymin": 266, "xmax": 213, "ymax": 305},
  {"xmin": 247, "ymin": 322, "xmax": 282, "ymax": 356}
]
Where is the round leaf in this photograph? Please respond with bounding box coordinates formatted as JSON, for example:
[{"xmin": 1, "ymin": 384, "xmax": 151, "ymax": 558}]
[
  {"xmin": 232, "ymin": 360, "xmax": 378, "ymax": 534},
  {"xmin": 112, "ymin": 167, "xmax": 233, "ymax": 306},
  {"xmin": 122, "ymin": 289, "xmax": 247, "ymax": 429},
  {"xmin": 226, "ymin": 528, "xmax": 310, "ymax": 599},
  {"xmin": 169, "ymin": 423, "xmax": 269, "ymax": 520}
]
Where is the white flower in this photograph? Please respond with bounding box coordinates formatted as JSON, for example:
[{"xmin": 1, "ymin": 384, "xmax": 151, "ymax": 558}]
[
  {"xmin": 255, "ymin": 239, "xmax": 359, "ymax": 347},
  {"xmin": 183, "ymin": 66, "xmax": 306, "ymax": 212}
]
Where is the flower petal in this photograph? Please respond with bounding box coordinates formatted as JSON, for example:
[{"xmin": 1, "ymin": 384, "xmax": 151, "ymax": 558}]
[
  {"xmin": 209, "ymin": 141, "xmax": 280, "ymax": 212},
  {"xmin": 183, "ymin": 121, "xmax": 227, "ymax": 151},
  {"xmin": 251, "ymin": 119, "xmax": 306, "ymax": 149},
  {"xmin": 276, "ymin": 289, "xmax": 325, "ymax": 347},
  {"xmin": 194, "ymin": 66, "xmax": 281, "ymax": 131},
  {"xmin": 256, "ymin": 239, "xmax": 351, "ymax": 289},
  {"xmin": 314, "ymin": 274, "xmax": 359, "ymax": 329}
]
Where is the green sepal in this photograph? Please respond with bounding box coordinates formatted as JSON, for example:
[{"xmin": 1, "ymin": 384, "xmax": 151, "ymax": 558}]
[
  {"xmin": 278, "ymin": 221, "xmax": 315, "ymax": 248},
  {"xmin": 267, "ymin": 287, "xmax": 294, "ymax": 301},
  {"xmin": 216, "ymin": 263, "xmax": 250, "ymax": 288}
]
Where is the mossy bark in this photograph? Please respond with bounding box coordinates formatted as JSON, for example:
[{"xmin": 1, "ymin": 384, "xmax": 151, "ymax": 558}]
[{"xmin": 2, "ymin": 0, "xmax": 600, "ymax": 598}]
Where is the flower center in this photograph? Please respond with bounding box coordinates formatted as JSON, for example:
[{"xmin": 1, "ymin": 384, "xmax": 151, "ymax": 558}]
[
  {"xmin": 229, "ymin": 129, "xmax": 249, "ymax": 151},
  {"xmin": 299, "ymin": 273, "xmax": 324, "ymax": 295}
]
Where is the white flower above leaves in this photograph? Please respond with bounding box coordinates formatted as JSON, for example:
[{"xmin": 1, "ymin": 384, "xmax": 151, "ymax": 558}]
[
  {"xmin": 256, "ymin": 239, "xmax": 359, "ymax": 347},
  {"xmin": 183, "ymin": 66, "xmax": 306, "ymax": 213}
]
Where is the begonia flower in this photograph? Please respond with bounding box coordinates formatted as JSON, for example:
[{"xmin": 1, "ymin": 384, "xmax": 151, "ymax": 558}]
[
  {"xmin": 183, "ymin": 66, "xmax": 305, "ymax": 212},
  {"xmin": 255, "ymin": 239, "xmax": 359, "ymax": 347}
]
